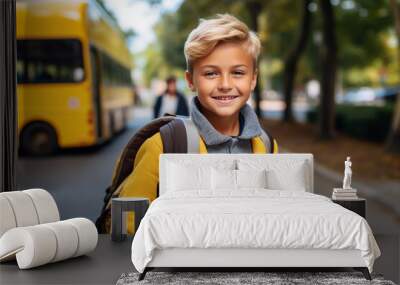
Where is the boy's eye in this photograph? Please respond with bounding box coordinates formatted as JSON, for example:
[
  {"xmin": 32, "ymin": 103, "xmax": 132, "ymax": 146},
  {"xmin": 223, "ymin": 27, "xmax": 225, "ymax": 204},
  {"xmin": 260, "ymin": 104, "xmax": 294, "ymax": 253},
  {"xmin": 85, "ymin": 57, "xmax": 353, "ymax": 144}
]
[
  {"xmin": 233, "ymin": 70, "xmax": 245, "ymax": 76},
  {"xmin": 204, "ymin": 71, "xmax": 218, "ymax": 78}
]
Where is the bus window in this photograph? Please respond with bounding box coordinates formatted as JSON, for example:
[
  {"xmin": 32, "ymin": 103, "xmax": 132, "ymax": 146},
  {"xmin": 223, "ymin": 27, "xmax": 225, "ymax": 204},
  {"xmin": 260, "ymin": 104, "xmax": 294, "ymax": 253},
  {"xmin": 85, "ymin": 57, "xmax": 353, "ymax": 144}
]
[
  {"xmin": 99, "ymin": 51, "xmax": 131, "ymax": 87},
  {"xmin": 17, "ymin": 39, "xmax": 84, "ymax": 84}
]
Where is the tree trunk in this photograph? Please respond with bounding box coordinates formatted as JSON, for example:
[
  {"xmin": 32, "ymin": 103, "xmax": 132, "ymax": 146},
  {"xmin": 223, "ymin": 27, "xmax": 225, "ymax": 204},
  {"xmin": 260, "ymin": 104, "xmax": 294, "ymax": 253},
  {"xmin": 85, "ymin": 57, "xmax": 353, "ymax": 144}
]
[
  {"xmin": 318, "ymin": 0, "xmax": 337, "ymax": 139},
  {"xmin": 283, "ymin": 0, "xmax": 312, "ymax": 122},
  {"xmin": 386, "ymin": 0, "xmax": 400, "ymax": 153},
  {"xmin": 245, "ymin": 0, "xmax": 263, "ymax": 118},
  {"xmin": 386, "ymin": 96, "xmax": 400, "ymax": 153}
]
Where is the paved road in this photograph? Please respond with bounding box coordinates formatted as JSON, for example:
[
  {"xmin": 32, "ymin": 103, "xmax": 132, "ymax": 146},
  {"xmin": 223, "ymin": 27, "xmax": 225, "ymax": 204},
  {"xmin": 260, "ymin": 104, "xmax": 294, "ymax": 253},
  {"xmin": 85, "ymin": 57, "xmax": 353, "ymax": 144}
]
[
  {"xmin": 16, "ymin": 107, "xmax": 399, "ymax": 283},
  {"xmin": 17, "ymin": 110, "xmax": 151, "ymax": 222}
]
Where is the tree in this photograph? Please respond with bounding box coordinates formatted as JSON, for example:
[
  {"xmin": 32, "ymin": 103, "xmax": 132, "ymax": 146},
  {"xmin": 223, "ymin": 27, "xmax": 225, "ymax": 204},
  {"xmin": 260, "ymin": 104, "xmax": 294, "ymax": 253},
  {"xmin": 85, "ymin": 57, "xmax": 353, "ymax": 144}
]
[
  {"xmin": 386, "ymin": 0, "xmax": 400, "ymax": 153},
  {"xmin": 244, "ymin": 0, "xmax": 264, "ymax": 117},
  {"xmin": 283, "ymin": 0, "xmax": 312, "ymax": 122},
  {"xmin": 318, "ymin": 0, "xmax": 337, "ymax": 139}
]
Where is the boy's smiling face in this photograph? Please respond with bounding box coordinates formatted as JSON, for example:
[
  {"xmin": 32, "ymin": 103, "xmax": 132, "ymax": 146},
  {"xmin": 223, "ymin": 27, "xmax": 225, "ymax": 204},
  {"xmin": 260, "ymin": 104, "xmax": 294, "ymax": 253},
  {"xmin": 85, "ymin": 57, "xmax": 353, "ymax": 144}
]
[{"xmin": 185, "ymin": 41, "xmax": 257, "ymax": 118}]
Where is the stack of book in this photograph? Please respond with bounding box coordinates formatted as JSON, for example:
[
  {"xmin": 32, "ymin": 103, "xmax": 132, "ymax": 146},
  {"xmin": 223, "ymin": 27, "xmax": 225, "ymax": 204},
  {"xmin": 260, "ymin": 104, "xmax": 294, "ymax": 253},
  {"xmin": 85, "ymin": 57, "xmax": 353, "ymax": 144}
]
[{"xmin": 332, "ymin": 188, "xmax": 358, "ymax": 200}]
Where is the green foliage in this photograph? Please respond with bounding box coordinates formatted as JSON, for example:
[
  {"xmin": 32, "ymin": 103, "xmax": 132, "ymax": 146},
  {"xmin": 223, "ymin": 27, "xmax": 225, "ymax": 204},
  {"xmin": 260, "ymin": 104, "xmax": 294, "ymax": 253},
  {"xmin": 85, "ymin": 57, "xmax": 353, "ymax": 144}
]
[
  {"xmin": 262, "ymin": 0, "xmax": 302, "ymax": 59},
  {"xmin": 141, "ymin": 44, "xmax": 165, "ymax": 87},
  {"xmin": 303, "ymin": 0, "xmax": 395, "ymax": 86},
  {"xmin": 335, "ymin": 0, "xmax": 393, "ymax": 69},
  {"xmin": 144, "ymin": 0, "xmax": 397, "ymax": 89},
  {"xmin": 141, "ymin": 43, "xmax": 185, "ymax": 87},
  {"xmin": 155, "ymin": 13, "xmax": 188, "ymax": 70},
  {"xmin": 306, "ymin": 103, "xmax": 395, "ymax": 141},
  {"xmin": 155, "ymin": 0, "xmax": 253, "ymax": 70}
]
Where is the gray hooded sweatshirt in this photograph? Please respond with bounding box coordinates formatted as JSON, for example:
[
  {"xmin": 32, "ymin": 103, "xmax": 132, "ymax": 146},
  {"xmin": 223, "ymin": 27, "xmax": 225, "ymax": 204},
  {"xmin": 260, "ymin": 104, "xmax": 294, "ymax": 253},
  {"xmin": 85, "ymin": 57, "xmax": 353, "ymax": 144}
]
[{"xmin": 190, "ymin": 96, "xmax": 264, "ymax": 154}]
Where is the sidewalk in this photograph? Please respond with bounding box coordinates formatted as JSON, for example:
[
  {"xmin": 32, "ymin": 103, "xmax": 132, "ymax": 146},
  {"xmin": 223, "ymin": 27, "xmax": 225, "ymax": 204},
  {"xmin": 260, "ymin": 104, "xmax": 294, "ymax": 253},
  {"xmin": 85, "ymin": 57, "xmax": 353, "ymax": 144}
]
[
  {"xmin": 315, "ymin": 161, "xmax": 400, "ymax": 217},
  {"xmin": 278, "ymin": 145, "xmax": 400, "ymax": 217},
  {"xmin": 262, "ymin": 119, "xmax": 400, "ymax": 218}
]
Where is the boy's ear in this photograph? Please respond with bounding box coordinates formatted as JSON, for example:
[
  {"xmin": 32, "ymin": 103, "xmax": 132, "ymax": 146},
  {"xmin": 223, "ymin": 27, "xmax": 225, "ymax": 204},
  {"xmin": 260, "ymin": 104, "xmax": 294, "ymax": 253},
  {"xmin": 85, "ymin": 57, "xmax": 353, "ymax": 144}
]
[
  {"xmin": 185, "ymin": 71, "xmax": 196, "ymax": 92},
  {"xmin": 251, "ymin": 69, "xmax": 258, "ymax": 91}
]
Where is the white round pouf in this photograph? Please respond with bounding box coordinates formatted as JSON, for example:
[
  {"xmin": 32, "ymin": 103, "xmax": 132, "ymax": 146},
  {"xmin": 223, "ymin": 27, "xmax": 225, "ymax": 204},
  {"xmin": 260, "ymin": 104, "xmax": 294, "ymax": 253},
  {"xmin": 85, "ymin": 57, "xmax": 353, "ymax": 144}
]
[
  {"xmin": 0, "ymin": 226, "xmax": 57, "ymax": 269},
  {"xmin": 0, "ymin": 219, "xmax": 98, "ymax": 269},
  {"xmin": 0, "ymin": 191, "xmax": 39, "ymax": 227},
  {"xmin": 23, "ymin": 189, "xmax": 60, "ymax": 223},
  {"xmin": 42, "ymin": 221, "xmax": 79, "ymax": 262},
  {"xmin": 0, "ymin": 196, "xmax": 17, "ymax": 237},
  {"xmin": 66, "ymin": 218, "xmax": 98, "ymax": 257},
  {"xmin": 0, "ymin": 189, "xmax": 98, "ymax": 269}
]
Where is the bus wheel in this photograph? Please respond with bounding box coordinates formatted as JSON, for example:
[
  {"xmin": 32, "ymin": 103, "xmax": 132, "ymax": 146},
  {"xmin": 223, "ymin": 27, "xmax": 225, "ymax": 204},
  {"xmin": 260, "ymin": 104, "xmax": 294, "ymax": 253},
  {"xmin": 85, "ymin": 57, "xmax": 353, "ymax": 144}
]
[{"xmin": 20, "ymin": 122, "xmax": 58, "ymax": 156}]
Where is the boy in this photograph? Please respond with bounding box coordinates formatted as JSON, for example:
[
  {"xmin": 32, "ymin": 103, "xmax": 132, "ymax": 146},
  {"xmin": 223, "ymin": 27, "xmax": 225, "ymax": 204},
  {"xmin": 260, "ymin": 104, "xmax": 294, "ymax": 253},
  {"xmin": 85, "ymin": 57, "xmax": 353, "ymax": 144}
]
[{"xmin": 106, "ymin": 14, "xmax": 278, "ymax": 233}]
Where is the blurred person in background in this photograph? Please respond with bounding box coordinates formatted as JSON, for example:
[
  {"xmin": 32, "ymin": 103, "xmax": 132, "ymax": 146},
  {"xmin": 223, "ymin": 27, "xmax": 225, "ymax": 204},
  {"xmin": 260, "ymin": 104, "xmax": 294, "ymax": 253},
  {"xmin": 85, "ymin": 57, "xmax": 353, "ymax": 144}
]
[{"xmin": 153, "ymin": 76, "xmax": 189, "ymax": 118}]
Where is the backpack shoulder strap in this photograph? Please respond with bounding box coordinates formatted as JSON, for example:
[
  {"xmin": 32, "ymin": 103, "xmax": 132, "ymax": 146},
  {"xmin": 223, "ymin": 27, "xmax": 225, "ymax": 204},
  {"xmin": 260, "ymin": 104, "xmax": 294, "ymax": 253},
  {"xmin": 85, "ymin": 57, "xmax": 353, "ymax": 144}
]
[
  {"xmin": 110, "ymin": 116, "xmax": 175, "ymax": 191},
  {"xmin": 260, "ymin": 129, "xmax": 274, "ymax": 153},
  {"xmin": 159, "ymin": 115, "xmax": 200, "ymax": 154},
  {"xmin": 177, "ymin": 116, "xmax": 200, "ymax": 153},
  {"xmin": 159, "ymin": 118, "xmax": 186, "ymax": 153}
]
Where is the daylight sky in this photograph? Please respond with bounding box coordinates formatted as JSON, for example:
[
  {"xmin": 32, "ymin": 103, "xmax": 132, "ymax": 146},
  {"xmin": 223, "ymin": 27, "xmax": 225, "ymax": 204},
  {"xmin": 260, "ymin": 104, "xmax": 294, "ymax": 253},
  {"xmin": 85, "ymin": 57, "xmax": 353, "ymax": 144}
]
[{"xmin": 104, "ymin": 0, "xmax": 183, "ymax": 53}]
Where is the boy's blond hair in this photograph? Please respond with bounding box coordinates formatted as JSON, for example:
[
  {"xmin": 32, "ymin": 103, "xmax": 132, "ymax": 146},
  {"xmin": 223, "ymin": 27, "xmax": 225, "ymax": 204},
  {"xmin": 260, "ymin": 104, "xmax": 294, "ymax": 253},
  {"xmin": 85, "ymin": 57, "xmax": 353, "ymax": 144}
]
[{"xmin": 184, "ymin": 14, "xmax": 261, "ymax": 73}]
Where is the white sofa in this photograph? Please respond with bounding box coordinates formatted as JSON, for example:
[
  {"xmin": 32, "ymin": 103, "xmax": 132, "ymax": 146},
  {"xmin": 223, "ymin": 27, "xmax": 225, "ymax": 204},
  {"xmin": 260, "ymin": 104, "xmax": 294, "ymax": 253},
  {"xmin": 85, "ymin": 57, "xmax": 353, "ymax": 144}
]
[
  {"xmin": 131, "ymin": 154, "xmax": 380, "ymax": 281},
  {"xmin": 0, "ymin": 189, "xmax": 98, "ymax": 269}
]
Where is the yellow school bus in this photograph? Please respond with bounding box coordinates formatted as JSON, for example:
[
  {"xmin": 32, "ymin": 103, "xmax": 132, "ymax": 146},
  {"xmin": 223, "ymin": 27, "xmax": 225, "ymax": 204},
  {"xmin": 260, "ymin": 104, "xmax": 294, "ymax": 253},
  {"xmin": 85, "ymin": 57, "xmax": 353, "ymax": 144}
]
[{"xmin": 16, "ymin": 0, "xmax": 134, "ymax": 155}]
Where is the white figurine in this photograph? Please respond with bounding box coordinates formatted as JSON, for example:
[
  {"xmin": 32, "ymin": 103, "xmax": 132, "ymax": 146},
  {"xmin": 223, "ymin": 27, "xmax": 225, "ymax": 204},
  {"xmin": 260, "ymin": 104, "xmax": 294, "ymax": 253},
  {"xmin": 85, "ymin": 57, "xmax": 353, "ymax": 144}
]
[{"xmin": 343, "ymin": 156, "xmax": 352, "ymax": 189}]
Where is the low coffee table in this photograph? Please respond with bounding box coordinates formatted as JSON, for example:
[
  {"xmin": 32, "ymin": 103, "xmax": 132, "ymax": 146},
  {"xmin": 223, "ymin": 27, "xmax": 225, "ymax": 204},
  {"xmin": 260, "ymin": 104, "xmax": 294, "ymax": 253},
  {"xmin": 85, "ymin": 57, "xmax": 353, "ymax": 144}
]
[{"xmin": 0, "ymin": 235, "xmax": 133, "ymax": 285}]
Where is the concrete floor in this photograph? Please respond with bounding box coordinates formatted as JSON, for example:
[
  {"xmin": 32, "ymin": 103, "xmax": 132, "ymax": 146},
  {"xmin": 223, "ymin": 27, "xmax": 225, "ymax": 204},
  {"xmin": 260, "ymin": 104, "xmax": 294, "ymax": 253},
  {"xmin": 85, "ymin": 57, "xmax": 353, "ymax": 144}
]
[{"xmin": 15, "ymin": 107, "xmax": 399, "ymax": 283}]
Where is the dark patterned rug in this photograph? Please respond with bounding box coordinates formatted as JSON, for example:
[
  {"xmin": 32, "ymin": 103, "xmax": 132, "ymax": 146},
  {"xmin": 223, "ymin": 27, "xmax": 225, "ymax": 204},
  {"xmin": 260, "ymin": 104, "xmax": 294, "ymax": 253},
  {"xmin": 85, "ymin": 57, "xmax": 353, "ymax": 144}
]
[{"xmin": 116, "ymin": 271, "xmax": 396, "ymax": 285}]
